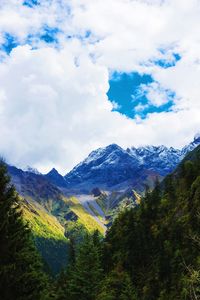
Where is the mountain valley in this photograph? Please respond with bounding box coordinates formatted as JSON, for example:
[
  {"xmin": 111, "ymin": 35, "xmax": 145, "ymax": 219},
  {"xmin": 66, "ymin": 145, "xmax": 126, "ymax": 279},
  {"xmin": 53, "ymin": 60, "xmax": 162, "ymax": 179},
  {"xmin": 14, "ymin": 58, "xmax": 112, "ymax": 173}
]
[{"xmin": 5, "ymin": 135, "xmax": 200, "ymax": 273}]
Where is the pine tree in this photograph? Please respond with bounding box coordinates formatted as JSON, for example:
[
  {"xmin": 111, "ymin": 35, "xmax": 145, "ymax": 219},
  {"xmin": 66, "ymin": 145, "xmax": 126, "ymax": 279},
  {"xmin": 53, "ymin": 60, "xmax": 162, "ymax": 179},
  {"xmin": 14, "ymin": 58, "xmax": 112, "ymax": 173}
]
[
  {"xmin": 68, "ymin": 233, "xmax": 103, "ymax": 300},
  {"xmin": 0, "ymin": 161, "xmax": 49, "ymax": 300},
  {"xmin": 97, "ymin": 266, "xmax": 137, "ymax": 300},
  {"xmin": 55, "ymin": 238, "xmax": 76, "ymax": 300}
]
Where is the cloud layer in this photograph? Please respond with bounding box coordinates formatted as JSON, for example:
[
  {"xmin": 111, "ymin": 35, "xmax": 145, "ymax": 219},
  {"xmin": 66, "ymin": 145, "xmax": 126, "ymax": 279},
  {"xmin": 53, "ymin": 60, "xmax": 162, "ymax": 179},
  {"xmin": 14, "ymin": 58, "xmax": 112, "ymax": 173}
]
[{"xmin": 0, "ymin": 0, "xmax": 200, "ymax": 173}]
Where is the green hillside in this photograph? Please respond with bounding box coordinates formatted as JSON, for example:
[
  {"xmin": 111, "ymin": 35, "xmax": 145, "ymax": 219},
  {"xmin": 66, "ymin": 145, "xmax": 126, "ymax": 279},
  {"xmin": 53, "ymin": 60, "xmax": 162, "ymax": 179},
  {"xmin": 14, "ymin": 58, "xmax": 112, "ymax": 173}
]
[
  {"xmin": 21, "ymin": 197, "xmax": 69, "ymax": 275},
  {"xmin": 20, "ymin": 193, "xmax": 106, "ymax": 273},
  {"xmin": 103, "ymin": 145, "xmax": 200, "ymax": 299},
  {"xmin": 62, "ymin": 196, "xmax": 105, "ymax": 235}
]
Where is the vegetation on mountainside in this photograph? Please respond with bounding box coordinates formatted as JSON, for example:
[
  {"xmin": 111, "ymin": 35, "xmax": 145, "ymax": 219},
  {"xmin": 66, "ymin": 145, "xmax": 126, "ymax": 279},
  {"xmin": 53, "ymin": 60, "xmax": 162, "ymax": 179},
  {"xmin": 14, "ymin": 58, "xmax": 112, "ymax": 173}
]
[
  {"xmin": 22, "ymin": 198, "xmax": 69, "ymax": 274},
  {"xmin": 51, "ymin": 146, "xmax": 200, "ymax": 300},
  {"xmin": 95, "ymin": 189, "xmax": 140, "ymax": 228},
  {"xmin": 62, "ymin": 196, "xmax": 105, "ymax": 235},
  {"xmin": 12, "ymin": 189, "xmax": 105, "ymax": 274},
  {"xmin": 96, "ymin": 193, "xmax": 108, "ymax": 213},
  {"xmin": 20, "ymin": 189, "xmax": 105, "ymax": 274},
  {"xmin": 22, "ymin": 197, "xmax": 67, "ymax": 240},
  {"xmin": 54, "ymin": 230, "xmax": 103, "ymax": 300},
  {"xmin": 2, "ymin": 145, "xmax": 200, "ymax": 300},
  {"xmin": 103, "ymin": 145, "xmax": 200, "ymax": 300},
  {"xmin": 97, "ymin": 266, "xmax": 138, "ymax": 300}
]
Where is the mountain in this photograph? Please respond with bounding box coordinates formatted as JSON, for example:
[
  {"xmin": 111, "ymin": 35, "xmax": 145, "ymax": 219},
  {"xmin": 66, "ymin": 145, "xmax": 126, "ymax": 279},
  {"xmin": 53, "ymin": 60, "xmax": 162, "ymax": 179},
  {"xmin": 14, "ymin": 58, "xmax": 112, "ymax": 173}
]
[
  {"xmin": 6, "ymin": 164, "xmax": 105, "ymax": 273},
  {"xmin": 182, "ymin": 132, "xmax": 200, "ymax": 154},
  {"xmin": 6, "ymin": 135, "xmax": 200, "ymax": 236},
  {"xmin": 45, "ymin": 168, "xmax": 67, "ymax": 188},
  {"xmin": 3, "ymin": 136, "xmax": 200, "ymax": 273},
  {"xmin": 8, "ymin": 164, "xmax": 105, "ymax": 232},
  {"xmin": 7, "ymin": 165, "xmax": 63, "ymax": 212},
  {"xmin": 64, "ymin": 144, "xmax": 147, "ymax": 192},
  {"xmin": 127, "ymin": 145, "xmax": 182, "ymax": 176},
  {"xmin": 24, "ymin": 166, "xmax": 41, "ymax": 175},
  {"xmin": 64, "ymin": 135, "xmax": 200, "ymax": 192}
]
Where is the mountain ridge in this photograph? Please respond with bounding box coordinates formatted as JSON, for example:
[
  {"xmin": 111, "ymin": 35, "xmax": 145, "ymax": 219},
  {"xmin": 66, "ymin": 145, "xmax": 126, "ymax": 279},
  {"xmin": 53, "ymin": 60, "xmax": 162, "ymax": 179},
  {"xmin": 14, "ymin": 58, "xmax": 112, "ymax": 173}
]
[
  {"xmin": 63, "ymin": 135, "xmax": 200, "ymax": 192},
  {"xmin": 8, "ymin": 136, "xmax": 200, "ymax": 194}
]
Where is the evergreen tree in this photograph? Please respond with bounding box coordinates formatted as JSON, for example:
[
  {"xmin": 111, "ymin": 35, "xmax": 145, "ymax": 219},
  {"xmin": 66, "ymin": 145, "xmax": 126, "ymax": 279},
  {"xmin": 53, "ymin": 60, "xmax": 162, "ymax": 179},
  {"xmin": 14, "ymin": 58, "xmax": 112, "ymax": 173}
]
[
  {"xmin": 55, "ymin": 238, "xmax": 76, "ymax": 300},
  {"xmin": 68, "ymin": 233, "xmax": 103, "ymax": 300},
  {"xmin": 97, "ymin": 266, "xmax": 137, "ymax": 300},
  {"xmin": 0, "ymin": 161, "xmax": 49, "ymax": 300}
]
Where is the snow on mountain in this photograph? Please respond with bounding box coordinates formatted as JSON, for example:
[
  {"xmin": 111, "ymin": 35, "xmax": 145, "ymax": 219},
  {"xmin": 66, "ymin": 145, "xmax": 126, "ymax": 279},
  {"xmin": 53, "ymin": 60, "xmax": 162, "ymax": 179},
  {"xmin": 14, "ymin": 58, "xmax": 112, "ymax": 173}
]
[
  {"xmin": 182, "ymin": 134, "xmax": 200, "ymax": 155},
  {"xmin": 128, "ymin": 145, "xmax": 183, "ymax": 176},
  {"xmin": 24, "ymin": 166, "xmax": 41, "ymax": 175},
  {"xmin": 64, "ymin": 144, "xmax": 142, "ymax": 192},
  {"xmin": 10, "ymin": 136, "xmax": 200, "ymax": 195},
  {"xmin": 64, "ymin": 135, "xmax": 200, "ymax": 192}
]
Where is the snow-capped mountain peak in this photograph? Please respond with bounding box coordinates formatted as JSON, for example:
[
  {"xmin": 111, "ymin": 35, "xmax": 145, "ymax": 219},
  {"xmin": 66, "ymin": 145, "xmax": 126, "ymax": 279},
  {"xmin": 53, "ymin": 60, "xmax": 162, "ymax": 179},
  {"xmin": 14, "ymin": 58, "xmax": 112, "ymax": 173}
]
[
  {"xmin": 82, "ymin": 144, "xmax": 125, "ymax": 165},
  {"xmin": 64, "ymin": 135, "xmax": 200, "ymax": 192}
]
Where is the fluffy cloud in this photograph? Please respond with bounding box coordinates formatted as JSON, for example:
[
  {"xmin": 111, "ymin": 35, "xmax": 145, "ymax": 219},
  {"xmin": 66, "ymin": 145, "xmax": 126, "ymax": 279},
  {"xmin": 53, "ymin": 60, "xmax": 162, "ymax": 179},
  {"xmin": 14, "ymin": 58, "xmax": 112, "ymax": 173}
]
[
  {"xmin": 137, "ymin": 81, "xmax": 174, "ymax": 107},
  {"xmin": 0, "ymin": 0, "xmax": 200, "ymax": 173}
]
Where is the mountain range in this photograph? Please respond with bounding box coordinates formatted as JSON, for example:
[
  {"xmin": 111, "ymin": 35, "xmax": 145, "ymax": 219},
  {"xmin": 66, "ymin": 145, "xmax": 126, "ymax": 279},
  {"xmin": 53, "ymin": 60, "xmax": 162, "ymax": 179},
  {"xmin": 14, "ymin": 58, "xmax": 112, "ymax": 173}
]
[
  {"xmin": 46, "ymin": 134, "xmax": 200, "ymax": 193},
  {"xmin": 5, "ymin": 134, "xmax": 200, "ymax": 273}
]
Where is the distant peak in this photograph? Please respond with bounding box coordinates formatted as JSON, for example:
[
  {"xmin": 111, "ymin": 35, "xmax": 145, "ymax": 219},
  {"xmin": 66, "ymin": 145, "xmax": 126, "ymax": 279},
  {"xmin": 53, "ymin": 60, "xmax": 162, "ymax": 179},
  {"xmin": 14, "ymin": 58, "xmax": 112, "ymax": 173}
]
[
  {"xmin": 25, "ymin": 166, "xmax": 41, "ymax": 175},
  {"xmin": 48, "ymin": 168, "xmax": 59, "ymax": 175},
  {"xmin": 105, "ymin": 143, "xmax": 123, "ymax": 151}
]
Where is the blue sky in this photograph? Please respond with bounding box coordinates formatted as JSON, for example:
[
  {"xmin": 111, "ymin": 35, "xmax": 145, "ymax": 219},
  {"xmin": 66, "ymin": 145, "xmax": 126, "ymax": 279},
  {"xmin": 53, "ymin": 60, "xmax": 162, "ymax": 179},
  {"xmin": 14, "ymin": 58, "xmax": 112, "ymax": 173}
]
[
  {"xmin": 1, "ymin": 33, "xmax": 18, "ymax": 54},
  {"xmin": 107, "ymin": 72, "xmax": 175, "ymax": 119},
  {"xmin": 23, "ymin": 0, "xmax": 40, "ymax": 8},
  {"xmin": 108, "ymin": 72, "xmax": 153, "ymax": 118}
]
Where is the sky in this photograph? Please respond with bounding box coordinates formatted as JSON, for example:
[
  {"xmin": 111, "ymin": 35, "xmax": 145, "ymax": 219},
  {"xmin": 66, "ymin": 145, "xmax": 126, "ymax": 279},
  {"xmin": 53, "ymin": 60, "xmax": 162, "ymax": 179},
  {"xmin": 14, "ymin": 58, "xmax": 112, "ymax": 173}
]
[{"xmin": 0, "ymin": 0, "xmax": 200, "ymax": 174}]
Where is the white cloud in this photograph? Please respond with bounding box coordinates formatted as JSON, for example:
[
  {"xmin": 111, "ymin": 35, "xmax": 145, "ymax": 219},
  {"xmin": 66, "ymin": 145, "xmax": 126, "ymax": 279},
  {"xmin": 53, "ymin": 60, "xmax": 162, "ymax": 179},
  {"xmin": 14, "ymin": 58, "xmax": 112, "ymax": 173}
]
[
  {"xmin": 0, "ymin": 0, "xmax": 200, "ymax": 173},
  {"xmin": 138, "ymin": 81, "xmax": 174, "ymax": 107}
]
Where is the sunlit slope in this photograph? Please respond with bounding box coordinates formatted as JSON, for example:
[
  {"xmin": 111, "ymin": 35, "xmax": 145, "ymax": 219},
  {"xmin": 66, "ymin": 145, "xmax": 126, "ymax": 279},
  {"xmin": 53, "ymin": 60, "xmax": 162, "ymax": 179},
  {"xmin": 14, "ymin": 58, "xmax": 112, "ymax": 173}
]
[
  {"xmin": 62, "ymin": 196, "xmax": 106, "ymax": 235},
  {"xmin": 21, "ymin": 197, "xmax": 69, "ymax": 274}
]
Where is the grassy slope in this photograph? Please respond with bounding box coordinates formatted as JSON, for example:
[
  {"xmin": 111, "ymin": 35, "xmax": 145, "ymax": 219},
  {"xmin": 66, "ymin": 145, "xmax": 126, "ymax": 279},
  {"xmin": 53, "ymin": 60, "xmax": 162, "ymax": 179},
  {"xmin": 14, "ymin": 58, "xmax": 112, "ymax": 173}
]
[
  {"xmin": 19, "ymin": 193, "xmax": 106, "ymax": 274},
  {"xmin": 21, "ymin": 197, "xmax": 69, "ymax": 274},
  {"xmin": 22, "ymin": 197, "xmax": 66, "ymax": 240},
  {"xmin": 62, "ymin": 197, "xmax": 105, "ymax": 235}
]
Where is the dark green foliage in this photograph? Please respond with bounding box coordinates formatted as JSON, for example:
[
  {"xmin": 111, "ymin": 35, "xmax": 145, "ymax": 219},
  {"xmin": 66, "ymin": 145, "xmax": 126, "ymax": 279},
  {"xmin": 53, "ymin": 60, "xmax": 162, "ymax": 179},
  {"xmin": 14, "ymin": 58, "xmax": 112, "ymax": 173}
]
[
  {"xmin": 65, "ymin": 221, "xmax": 88, "ymax": 245},
  {"xmin": 54, "ymin": 268, "xmax": 70, "ymax": 300},
  {"xmin": 97, "ymin": 266, "xmax": 137, "ymax": 300},
  {"xmin": 54, "ymin": 230, "xmax": 104, "ymax": 300},
  {"xmin": 103, "ymin": 145, "xmax": 200, "ymax": 300},
  {"xmin": 0, "ymin": 161, "xmax": 49, "ymax": 300},
  {"xmin": 54, "ymin": 238, "xmax": 76, "ymax": 300},
  {"xmin": 67, "ymin": 232, "xmax": 103, "ymax": 300},
  {"xmin": 35, "ymin": 237, "xmax": 69, "ymax": 275}
]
